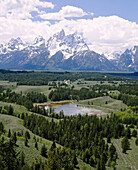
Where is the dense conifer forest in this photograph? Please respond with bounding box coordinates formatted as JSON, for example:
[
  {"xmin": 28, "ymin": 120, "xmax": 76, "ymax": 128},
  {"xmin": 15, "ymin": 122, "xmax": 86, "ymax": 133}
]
[{"xmin": 0, "ymin": 70, "xmax": 137, "ymax": 170}]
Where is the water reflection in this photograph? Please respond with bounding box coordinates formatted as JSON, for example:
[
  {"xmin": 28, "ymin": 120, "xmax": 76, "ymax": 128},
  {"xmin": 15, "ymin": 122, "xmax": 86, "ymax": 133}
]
[{"xmin": 45, "ymin": 103, "xmax": 104, "ymax": 116}]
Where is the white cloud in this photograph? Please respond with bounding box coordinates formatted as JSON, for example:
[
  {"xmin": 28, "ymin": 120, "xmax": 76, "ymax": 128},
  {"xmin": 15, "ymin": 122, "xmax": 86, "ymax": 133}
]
[
  {"xmin": 39, "ymin": 5, "xmax": 91, "ymax": 20},
  {"xmin": 0, "ymin": 0, "xmax": 54, "ymax": 19},
  {"xmin": 51, "ymin": 16, "xmax": 138, "ymax": 53},
  {"xmin": 0, "ymin": 0, "xmax": 138, "ymax": 54}
]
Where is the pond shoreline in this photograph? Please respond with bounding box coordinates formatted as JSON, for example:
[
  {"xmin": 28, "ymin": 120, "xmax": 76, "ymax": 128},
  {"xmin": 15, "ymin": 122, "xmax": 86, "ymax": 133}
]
[{"xmin": 37, "ymin": 100, "xmax": 76, "ymax": 108}]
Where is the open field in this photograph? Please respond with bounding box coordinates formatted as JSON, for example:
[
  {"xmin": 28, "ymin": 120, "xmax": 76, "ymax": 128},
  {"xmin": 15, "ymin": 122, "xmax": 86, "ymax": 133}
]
[
  {"xmin": 11, "ymin": 79, "xmax": 125, "ymax": 95},
  {"xmin": 72, "ymin": 80, "xmax": 123, "ymax": 89},
  {"xmin": 76, "ymin": 96, "xmax": 128, "ymax": 112},
  {"xmin": 13, "ymin": 85, "xmax": 51, "ymax": 96},
  {"xmin": 113, "ymin": 138, "xmax": 138, "ymax": 170},
  {"xmin": 0, "ymin": 114, "xmax": 56, "ymax": 165}
]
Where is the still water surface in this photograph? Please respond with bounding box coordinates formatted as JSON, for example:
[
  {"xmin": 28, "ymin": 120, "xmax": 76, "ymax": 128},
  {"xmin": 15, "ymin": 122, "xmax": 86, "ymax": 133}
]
[{"xmin": 45, "ymin": 103, "xmax": 103, "ymax": 116}]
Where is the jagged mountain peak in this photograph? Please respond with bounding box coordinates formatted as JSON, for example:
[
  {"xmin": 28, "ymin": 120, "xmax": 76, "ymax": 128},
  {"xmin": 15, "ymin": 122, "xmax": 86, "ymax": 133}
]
[
  {"xmin": 53, "ymin": 29, "xmax": 65, "ymax": 40},
  {"xmin": 33, "ymin": 35, "xmax": 45, "ymax": 45},
  {"xmin": 46, "ymin": 30, "xmax": 89, "ymax": 59},
  {"xmin": 8, "ymin": 37, "xmax": 23, "ymax": 45}
]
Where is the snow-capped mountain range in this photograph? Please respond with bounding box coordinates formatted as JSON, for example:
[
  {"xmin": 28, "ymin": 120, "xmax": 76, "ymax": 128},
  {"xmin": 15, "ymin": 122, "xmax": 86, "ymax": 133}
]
[{"xmin": 0, "ymin": 29, "xmax": 137, "ymax": 71}]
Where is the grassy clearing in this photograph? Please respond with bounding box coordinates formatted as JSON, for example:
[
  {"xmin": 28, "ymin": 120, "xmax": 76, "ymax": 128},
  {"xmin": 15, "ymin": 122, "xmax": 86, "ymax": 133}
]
[
  {"xmin": 0, "ymin": 101, "xmax": 59, "ymax": 122},
  {"xmin": 77, "ymin": 96, "xmax": 128, "ymax": 112},
  {"xmin": 72, "ymin": 80, "xmax": 124, "ymax": 90},
  {"xmin": 0, "ymin": 80, "xmax": 16, "ymax": 86},
  {"xmin": 112, "ymin": 138, "xmax": 138, "ymax": 170},
  {"xmin": 12, "ymin": 80, "xmax": 124, "ymax": 96},
  {"xmin": 0, "ymin": 114, "xmax": 55, "ymax": 165},
  {"xmin": 13, "ymin": 85, "xmax": 51, "ymax": 96}
]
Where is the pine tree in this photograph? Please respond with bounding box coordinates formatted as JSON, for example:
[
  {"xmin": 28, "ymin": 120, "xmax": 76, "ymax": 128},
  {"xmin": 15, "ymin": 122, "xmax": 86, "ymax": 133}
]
[
  {"xmin": 72, "ymin": 154, "xmax": 78, "ymax": 167},
  {"xmin": 132, "ymin": 129, "xmax": 137, "ymax": 137},
  {"xmin": 11, "ymin": 132, "xmax": 17, "ymax": 145},
  {"xmin": 19, "ymin": 151, "xmax": 25, "ymax": 167},
  {"xmin": 8, "ymin": 129, "xmax": 11, "ymax": 138},
  {"xmin": 25, "ymin": 137, "xmax": 28, "ymax": 147},
  {"xmin": 50, "ymin": 141, "xmax": 56, "ymax": 151},
  {"xmin": 121, "ymin": 136, "xmax": 130, "ymax": 153},
  {"xmin": 35, "ymin": 141, "xmax": 38, "ymax": 150},
  {"xmin": 41, "ymin": 144, "xmax": 47, "ymax": 157}
]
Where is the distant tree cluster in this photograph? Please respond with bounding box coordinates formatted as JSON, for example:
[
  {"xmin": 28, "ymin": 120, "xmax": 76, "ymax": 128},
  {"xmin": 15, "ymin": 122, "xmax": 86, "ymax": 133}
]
[
  {"xmin": 49, "ymin": 87, "xmax": 104, "ymax": 101},
  {"xmin": 0, "ymin": 70, "xmax": 128, "ymax": 86},
  {"xmin": 0, "ymin": 88, "xmax": 47, "ymax": 110}
]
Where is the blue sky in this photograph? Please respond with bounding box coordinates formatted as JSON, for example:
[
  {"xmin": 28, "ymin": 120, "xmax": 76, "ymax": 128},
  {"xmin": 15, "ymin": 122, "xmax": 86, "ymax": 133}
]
[
  {"xmin": 42, "ymin": 0, "xmax": 138, "ymax": 23},
  {"xmin": 0, "ymin": 0, "xmax": 138, "ymax": 54}
]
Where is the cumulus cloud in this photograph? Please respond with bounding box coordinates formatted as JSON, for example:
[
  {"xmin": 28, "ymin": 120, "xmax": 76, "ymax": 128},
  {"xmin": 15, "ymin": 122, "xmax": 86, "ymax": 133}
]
[
  {"xmin": 52, "ymin": 16, "xmax": 138, "ymax": 53},
  {"xmin": 39, "ymin": 5, "xmax": 91, "ymax": 20},
  {"xmin": 0, "ymin": 0, "xmax": 138, "ymax": 54},
  {"xmin": 0, "ymin": 0, "xmax": 54, "ymax": 19}
]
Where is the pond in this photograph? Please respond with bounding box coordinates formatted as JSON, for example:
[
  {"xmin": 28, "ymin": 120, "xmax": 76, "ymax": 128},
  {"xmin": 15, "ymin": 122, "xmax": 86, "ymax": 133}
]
[{"xmin": 44, "ymin": 103, "xmax": 105, "ymax": 116}]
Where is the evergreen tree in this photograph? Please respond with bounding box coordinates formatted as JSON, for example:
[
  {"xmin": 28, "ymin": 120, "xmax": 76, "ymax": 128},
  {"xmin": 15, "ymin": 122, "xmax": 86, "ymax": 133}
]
[
  {"xmin": 72, "ymin": 154, "xmax": 78, "ymax": 167},
  {"xmin": 50, "ymin": 141, "xmax": 56, "ymax": 151},
  {"xmin": 8, "ymin": 129, "xmax": 11, "ymax": 138},
  {"xmin": 25, "ymin": 131, "xmax": 30, "ymax": 139},
  {"xmin": 11, "ymin": 132, "xmax": 17, "ymax": 145},
  {"xmin": 25, "ymin": 137, "xmax": 28, "ymax": 147},
  {"xmin": 132, "ymin": 129, "xmax": 137, "ymax": 137},
  {"xmin": 41, "ymin": 144, "xmax": 47, "ymax": 158},
  {"xmin": 19, "ymin": 151, "xmax": 25, "ymax": 167},
  {"xmin": 121, "ymin": 136, "xmax": 130, "ymax": 153},
  {"xmin": 35, "ymin": 141, "xmax": 38, "ymax": 150}
]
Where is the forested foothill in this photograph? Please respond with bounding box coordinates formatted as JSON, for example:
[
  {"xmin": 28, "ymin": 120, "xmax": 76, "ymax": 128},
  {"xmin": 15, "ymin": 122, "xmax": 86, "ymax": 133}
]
[{"xmin": 0, "ymin": 70, "xmax": 138, "ymax": 170}]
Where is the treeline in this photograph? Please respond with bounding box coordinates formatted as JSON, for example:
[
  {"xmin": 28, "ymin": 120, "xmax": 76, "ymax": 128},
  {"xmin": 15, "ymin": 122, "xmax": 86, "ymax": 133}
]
[
  {"xmin": 49, "ymin": 87, "xmax": 104, "ymax": 101},
  {"xmin": 24, "ymin": 113, "xmax": 133, "ymax": 168},
  {"xmin": 17, "ymin": 80, "xmax": 48, "ymax": 86},
  {"xmin": 118, "ymin": 83, "xmax": 138, "ymax": 96},
  {"xmin": 0, "ymin": 70, "xmax": 128, "ymax": 86},
  {"xmin": 31, "ymin": 105, "xmax": 64, "ymax": 119},
  {"xmin": 91, "ymin": 83, "xmax": 138, "ymax": 106},
  {"xmin": 0, "ymin": 87, "xmax": 47, "ymax": 109}
]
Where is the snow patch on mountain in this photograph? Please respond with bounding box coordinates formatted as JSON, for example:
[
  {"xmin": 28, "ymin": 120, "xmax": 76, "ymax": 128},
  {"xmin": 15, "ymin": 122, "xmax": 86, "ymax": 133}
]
[{"xmin": 46, "ymin": 29, "xmax": 89, "ymax": 59}]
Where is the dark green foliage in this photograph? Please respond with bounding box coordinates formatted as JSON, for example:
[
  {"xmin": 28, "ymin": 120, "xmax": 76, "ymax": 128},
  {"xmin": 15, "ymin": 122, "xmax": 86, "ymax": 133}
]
[
  {"xmin": 132, "ymin": 129, "xmax": 137, "ymax": 137},
  {"xmin": 0, "ymin": 122, "xmax": 4, "ymax": 135},
  {"xmin": 19, "ymin": 151, "xmax": 25, "ymax": 167},
  {"xmin": 25, "ymin": 91, "xmax": 47, "ymax": 103},
  {"xmin": 50, "ymin": 141, "xmax": 56, "ymax": 151},
  {"xmin": 11, "ymin": 132, "xmax": 17, "ymax": 145},
  {"xmin": 8, "ymin": 129, "xmax": 11, "ymax": 138},
  {"xmin": 25, "ymin": 131, "xmax": 30, "ymax": 139},
  {"xmin": 125, "ymin": 127, "xmax": 131, "ymax": 139},
  {"xmin": 24, "ymin": 114, "xmax": 121, "ymax": 167},
  {"xmin": 35, "ymin": 142, "xmax": 38, "ymax": 150},
  {"xmin": 25, "ymin": 137, "xmax": 28, "ymax": 147},
  {"xmin": 0, "ymin": 88, "xmax": 47, "ymax": 110},
  {"xmin": 109, "ymin": 143, "xmax": 116, "ymax": 160},
  {"xmin": 72, "ymin": 154, "xmax": 78, "ymax": 167},
  {"xmin": 121, "ymin": 136, "xmax": 130, "ymax": 153},
  {"xmin": 0, "ymin": 138, "xmax": 19, "ymax": 170},
  {"xmin": 45, "ymin": 147, "xmax": 74, "ymax": 170},
  {"xmin": 49, "ymin": 87, "xmax": 104, "ymax": 101},
  {"xmin": 41, "ymin": 144, "xmax": 47, "ymax": 158},
  {"xmin": 0, "ymin": 70, "xmax": 127, "ymax": 86}
]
